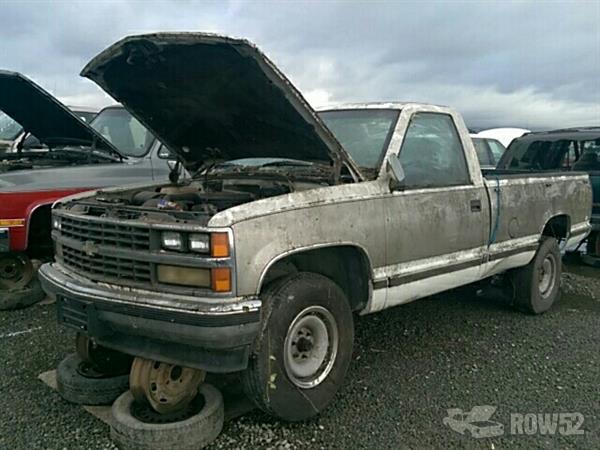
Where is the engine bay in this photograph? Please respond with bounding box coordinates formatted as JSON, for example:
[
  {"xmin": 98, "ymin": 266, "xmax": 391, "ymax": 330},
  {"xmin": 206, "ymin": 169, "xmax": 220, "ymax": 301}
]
[{"xmin": 67, "ymin": 174, "xmax": 327, "ymax": 223}]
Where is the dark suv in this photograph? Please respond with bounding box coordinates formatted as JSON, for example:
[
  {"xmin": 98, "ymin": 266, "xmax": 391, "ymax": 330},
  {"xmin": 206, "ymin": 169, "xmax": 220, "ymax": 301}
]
[{"xmin": 497, "ymin": 127, "xmax": 600, "ymax": 256}]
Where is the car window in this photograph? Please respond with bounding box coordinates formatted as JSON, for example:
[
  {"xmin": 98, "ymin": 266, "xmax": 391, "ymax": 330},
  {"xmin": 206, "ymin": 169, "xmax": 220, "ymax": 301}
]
[
  {"xmin": 90, "ymin": 108, "xmax": 155, "ymax": 157},
  {"xmin": 472, "ymin": 138, "xmax": 493, "ymax": 166},
  {"xmin": 75, "ymin": 111, "xmax": 97, "ymax": 123},
  {"xmin": 572, "ymin": 139, "xmax": 600, "ymax": 171},
  {"xmin": 318, "ymin": 109, "xmax": 399, "ymax": 169},
  {"xmin": 399, "ymin": 113, "xmax": 470, "ymax": 188},
  {"xmin": 486, "ymin": 139, "xmax": 506, "ymax": 163},
  {"xmin": 507, "ymin": 138, "xmax": 600, "ymax": 171},
  {"xmin": 0, "ymin": 112, "xmax": 23, "ymax": 141}
]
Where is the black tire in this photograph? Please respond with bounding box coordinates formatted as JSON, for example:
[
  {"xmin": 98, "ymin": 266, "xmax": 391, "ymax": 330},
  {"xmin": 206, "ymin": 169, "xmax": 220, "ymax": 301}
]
[
  {"xmin": 110, "ymin": 384, "xmax": 224, "ymax": 450},
  {"xmin": 242, "ymin": 272, "xmax": 354, "ymax": 421},
  {"xmin": 511, "ymin": 237, "xmax": 561, "ymax": 315},
  {"xmin": 0, "ymin": 277, "xmax": 45, "ymax": 310},
  {"xmin": 76, "ymin": 333, "xmax": 133, "ymax": 376},
  {"xmin": 57, "ymin": 353, "xmax": 129, "ymax": 405}
]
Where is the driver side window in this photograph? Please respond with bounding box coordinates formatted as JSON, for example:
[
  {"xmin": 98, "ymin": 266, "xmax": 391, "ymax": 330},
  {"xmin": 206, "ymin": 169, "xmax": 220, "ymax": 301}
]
[{"xmin": 399, "ymin": 113, "xmax": 470, "ymax": 189}]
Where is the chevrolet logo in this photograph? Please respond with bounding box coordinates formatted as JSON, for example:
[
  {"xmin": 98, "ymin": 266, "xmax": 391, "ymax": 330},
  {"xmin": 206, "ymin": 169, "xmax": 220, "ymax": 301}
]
[{"xmin": 81, "ymin": 240, "xmax": 98, "ymax": 257}]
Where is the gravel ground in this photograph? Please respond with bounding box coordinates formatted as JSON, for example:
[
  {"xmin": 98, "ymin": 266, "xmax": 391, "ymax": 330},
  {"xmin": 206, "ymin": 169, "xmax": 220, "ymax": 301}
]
[{"xmin": 1, "ymin": 258, "xmax": 599, "ymax": 450}]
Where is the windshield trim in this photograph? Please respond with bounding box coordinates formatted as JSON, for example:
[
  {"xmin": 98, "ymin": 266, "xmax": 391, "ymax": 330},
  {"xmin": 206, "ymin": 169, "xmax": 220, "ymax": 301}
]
[{"xmin": 317, "ymin": 108, "xmax": 401, "ymax": 174}]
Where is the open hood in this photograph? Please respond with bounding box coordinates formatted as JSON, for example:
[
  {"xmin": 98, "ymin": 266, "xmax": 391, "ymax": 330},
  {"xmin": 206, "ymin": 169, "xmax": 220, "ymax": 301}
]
[
  {"xmin": 81, "ymin": 33, "xmax": 363, "ymax": 179},
  {"xmin": 0, "ymin": 71, "xmax": 121, "ymax": 155}
]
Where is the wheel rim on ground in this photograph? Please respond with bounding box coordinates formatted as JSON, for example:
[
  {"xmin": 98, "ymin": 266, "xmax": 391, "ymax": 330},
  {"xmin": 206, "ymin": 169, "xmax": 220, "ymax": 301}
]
[
  {"xmin": 283, "ymin": 305, "xmax": 339, "ymax": 389},
  {"xmin": 0, "ymin": 253, "xmax": 33, "ymax": 291},
  {"xmin": 129, "ymin": 357, "xmax": 205, "ymax": 414},
  {"xmin": 538, "ymin": 254, "xmax": 557, "ymax": 298}
]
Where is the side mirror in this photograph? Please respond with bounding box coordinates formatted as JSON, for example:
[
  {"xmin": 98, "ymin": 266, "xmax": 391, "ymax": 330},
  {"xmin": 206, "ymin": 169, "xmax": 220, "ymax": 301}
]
[{"xmin": 386, "ymin": 153, "xmax": 406, "ymax": 191}]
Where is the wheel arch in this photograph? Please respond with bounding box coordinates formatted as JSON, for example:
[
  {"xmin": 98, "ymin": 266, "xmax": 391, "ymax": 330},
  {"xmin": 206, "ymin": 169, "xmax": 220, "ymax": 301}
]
[
  {"xmin": 541, "ymin": 214, "xmax": 571, "ymax": 241},
  {"xmin": 25, "ymin": 202, "xmax": 54, "ymax": 257},
  {"xmin": 257, "ymin": 243, "xmax": 373, "ymax": 312}
]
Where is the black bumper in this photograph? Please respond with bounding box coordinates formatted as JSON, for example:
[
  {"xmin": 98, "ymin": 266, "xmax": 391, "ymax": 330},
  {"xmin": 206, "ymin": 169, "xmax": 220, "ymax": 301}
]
[{"xmin": 39, "ymin": 263, "xmax": 261, "ymax": 373}]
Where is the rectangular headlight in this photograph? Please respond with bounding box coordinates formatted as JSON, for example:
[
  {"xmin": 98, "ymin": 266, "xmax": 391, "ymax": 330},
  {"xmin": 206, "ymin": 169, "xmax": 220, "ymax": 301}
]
[
  {"xmin": 157, "ymin": 265, "xmax": 210, "ymax": 287},
  {"xmin": 161, "ymin": 232, "xmax": 183, "ymax": 251},
  {"xmin": 189, "ymin": 233, "xmax": 210, "ymax": 253}
]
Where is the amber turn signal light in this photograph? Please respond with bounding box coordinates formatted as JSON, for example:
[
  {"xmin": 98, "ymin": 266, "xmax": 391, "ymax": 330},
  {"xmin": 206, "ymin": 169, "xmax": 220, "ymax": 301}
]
[
  {"xmin": 211, "ymin": 267, "xmax": 231, "ymax": 292},
  {"xmin": 211, "ymin": 232, "xmax": 230, "ymax": 257}
]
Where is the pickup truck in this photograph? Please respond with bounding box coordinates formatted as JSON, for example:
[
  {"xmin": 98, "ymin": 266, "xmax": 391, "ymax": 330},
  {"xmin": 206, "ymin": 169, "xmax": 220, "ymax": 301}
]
[
  {"xmin": 39, "ymin": 33, "xmax": 592, "ymax": 422},
  {"xmin": 0, "ymin": 71, "xmax": 174, "ymax": 309},
  {"xmin": 497, "ymin": 127, "xmax": 600, "ymax": 259}
]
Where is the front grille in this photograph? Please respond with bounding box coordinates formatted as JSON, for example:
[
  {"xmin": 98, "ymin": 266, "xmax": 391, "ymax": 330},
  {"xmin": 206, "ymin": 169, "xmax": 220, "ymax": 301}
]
[
  {"xmin": 63, "ymin": 246, "xmax": 152, "ymax": 283},
  {"xmin": 61, "ymin": 216, "xmax": 150, "ymax": 250}
]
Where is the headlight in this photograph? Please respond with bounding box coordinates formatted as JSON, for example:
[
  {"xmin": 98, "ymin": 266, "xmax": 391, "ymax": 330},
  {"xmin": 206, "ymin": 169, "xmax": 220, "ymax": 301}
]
[
  {"xmin": 189, "ymin": 233, "xmax": 210, "ymax": 253},
  {"xmin": 52, "ymin": 216, "xmax": 61, "ymax": 230},
  {"xmin": 161, "ymin": 232, "xmax": 183, "ymax": 251}
]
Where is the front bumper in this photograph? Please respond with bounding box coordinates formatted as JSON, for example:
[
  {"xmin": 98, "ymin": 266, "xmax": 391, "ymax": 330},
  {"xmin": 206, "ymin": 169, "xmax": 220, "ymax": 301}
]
[{"xmin": 39, "ymin": 262, "xmax": 261, "ymax": 372}]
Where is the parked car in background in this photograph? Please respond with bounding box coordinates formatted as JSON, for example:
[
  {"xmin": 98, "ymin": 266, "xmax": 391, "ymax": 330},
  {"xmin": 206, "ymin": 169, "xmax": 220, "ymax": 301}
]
[
  {"xmin": 40, "ymin": 33, "xmax": 591, "ymax": 429},
  {"xmin": 0, "ymin": 71, "xmax": 175, "ymax": 310},
  {"xmin": 470, "ymin": 134, "xmax": 506, "ymax": 169},
  {"xmin": 476, "ymin": 127, "xmax": 530, "ymax": 148},
  {"xmin": 0, "ymin": 106, "xmax": 98, "ymax": 154},
  {"xmin": 497, "ymin": 127, "xmax": 600, "ymax": 260}
]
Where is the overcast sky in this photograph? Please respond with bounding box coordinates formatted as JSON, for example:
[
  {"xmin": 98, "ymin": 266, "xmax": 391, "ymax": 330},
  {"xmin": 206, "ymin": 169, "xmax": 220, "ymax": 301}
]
[{"xmin": 1, "ymin": 0, "xmax": 599, "ymax": 130}]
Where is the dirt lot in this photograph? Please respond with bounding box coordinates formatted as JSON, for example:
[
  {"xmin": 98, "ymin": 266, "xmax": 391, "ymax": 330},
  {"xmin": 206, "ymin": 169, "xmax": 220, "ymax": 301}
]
[{"xmin": 1, "ymin": 256, "xmax": 599, "ymax": 449}]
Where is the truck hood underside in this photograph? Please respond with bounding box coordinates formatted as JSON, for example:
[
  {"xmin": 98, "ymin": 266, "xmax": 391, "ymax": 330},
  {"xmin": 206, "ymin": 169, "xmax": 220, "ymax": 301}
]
[{"xmin": 80, "ymin": 33, "xmax": 363, "ymax": 179}]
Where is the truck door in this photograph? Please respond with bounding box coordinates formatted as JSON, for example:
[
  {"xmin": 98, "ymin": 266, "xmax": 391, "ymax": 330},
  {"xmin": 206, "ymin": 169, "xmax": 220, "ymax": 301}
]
[{"xmin": 382, "ymin": 111, "xmax": 489, "ymax": 308}]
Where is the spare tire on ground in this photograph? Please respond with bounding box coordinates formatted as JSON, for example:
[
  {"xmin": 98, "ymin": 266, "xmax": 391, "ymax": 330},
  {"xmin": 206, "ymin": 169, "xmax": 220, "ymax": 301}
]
[
  {"xmin": 0, "ymin": 255, "xmax": 45, "ymax": 310},
  {"xmin": 0, "ymin": 277, "xmax": 46, "ymax": 310},
  {"xmin": 57, "ymin": 353, "xmax": 129, "ymax": 405},
  {"xmin": 110, "ymin": 383, "xmax": 224, "ymax": 450}
]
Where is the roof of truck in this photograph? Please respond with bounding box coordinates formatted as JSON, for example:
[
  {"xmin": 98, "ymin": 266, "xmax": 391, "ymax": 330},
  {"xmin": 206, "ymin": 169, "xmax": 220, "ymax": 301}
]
[
  {"xmin": 316, "ymin": 102, "xmax": 447, "ymax": 111},
  {"xmin": 517, "ymin": 127, "xmax": 600, "ymax": 142}
]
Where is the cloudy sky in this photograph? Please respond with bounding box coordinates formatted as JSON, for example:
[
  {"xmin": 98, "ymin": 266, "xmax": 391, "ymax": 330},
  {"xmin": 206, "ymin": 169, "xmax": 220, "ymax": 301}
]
[{"xmin": 1, "ymin": 0, "xmax": 599, "ymax": 130}]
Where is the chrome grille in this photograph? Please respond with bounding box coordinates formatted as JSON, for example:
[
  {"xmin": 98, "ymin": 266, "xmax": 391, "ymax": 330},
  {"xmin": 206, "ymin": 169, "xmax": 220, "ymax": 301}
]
[
  {"xmin": 61, "ymin": 216, "xmax": 150, "ymax": 250},
  {"xmin": 62, "ymin": 246, "xmax": 152, "ymax": 283}
]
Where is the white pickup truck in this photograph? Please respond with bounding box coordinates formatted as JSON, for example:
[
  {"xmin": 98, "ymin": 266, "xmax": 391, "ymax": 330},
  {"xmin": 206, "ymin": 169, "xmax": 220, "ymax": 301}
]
[{"xmin": 40, "ymin": 33, "xmax": 592, "ymax": 425}]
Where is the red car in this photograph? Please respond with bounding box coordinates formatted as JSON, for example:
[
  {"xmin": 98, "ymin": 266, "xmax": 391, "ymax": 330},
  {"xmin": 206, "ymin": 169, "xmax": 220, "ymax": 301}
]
[{"xmin": 0, "ymin": 71, "xmax": 171, "ymax": 309}]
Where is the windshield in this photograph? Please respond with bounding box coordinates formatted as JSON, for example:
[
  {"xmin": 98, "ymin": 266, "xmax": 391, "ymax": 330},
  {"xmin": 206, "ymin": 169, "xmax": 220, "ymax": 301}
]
[
  {"xmin": 318, "ymin": 109, "xmax": 399, "ymax": 169},
  {"xmin": 0, "ymin": 111, "xmax": 23, "ymax": 141},
  {"xmin": 90, "ymin": 108, "xmax": 155, "ymax": 157}
]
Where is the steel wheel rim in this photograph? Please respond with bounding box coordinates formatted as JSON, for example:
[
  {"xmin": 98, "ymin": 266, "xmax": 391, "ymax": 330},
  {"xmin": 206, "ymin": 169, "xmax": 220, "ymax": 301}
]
[
  {"xmin": 129, "ymin": 357, "xmax": 205, "ymax": 414},
  {"xmin": 283, "ymin": 305, "xmax": 339, "ymax": 389},
  {"xmin": 0, "ymin": 254, "xmax": 33, "ymax": 290},
  {"xmin": 538, "ymin": 254, "xmax": 556, "ymax": 297}
]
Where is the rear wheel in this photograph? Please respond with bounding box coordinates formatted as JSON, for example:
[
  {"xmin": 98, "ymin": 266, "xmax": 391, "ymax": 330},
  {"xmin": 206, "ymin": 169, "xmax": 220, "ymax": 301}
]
[
  {"xmin": 511, "ymin": 237, "xmax": 561, "ymax": 314},
  {"xmin": 242, "ymin": 272, "xmax": 354, "ymax": 421}
]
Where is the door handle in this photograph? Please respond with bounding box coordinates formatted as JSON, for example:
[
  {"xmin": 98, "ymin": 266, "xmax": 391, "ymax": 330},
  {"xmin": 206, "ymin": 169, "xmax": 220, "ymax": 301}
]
[{"xmin": 470, "ymin": 199, "xmax": 482, "ymax": 212}]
